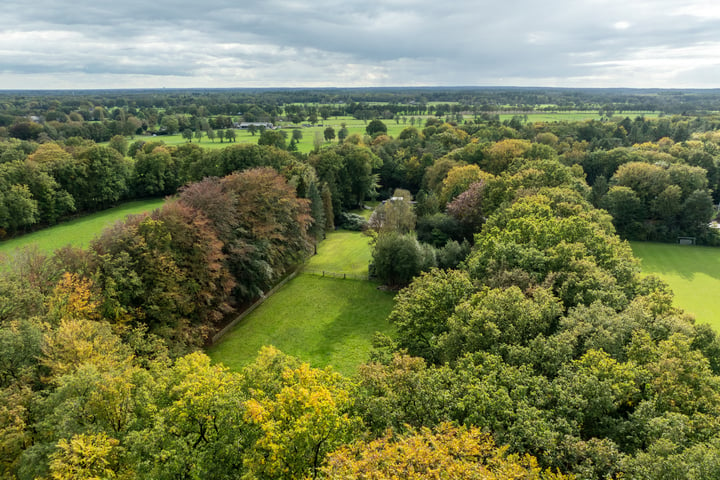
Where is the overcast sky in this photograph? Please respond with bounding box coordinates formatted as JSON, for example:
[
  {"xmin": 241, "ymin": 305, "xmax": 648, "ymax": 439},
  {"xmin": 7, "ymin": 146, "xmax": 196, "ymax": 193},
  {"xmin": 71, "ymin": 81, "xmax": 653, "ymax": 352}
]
[{"xmin": 2, "ymin": 0, "xmax": 720, "ymax": 90}]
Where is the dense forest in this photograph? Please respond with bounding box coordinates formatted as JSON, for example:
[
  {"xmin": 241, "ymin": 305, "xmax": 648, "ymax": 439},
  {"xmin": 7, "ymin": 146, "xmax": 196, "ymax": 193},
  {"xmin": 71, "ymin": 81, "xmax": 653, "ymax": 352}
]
[{"xmin": 3, "ymin": 88, "xmax": 720, "ymax": 478}]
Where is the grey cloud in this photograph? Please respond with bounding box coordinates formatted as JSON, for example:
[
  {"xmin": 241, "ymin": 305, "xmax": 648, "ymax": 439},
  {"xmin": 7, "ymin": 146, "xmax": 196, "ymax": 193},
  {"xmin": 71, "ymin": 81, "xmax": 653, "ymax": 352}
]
[{"xmin": 2, "ymin": 0, "xmax": 720, "ymax": 88}]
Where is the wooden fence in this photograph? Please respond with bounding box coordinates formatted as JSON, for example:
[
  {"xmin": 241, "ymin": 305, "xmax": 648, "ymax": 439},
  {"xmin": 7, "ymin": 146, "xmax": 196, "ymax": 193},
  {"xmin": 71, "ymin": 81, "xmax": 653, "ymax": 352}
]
[{"xmin": 301, "ymin": 267, "xmax": 369, "ymax": 281}]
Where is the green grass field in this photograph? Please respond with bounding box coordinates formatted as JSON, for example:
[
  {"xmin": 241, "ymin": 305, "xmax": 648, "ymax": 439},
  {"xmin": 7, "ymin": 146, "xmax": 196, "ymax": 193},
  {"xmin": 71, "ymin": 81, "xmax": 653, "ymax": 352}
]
[
  {"xmin": 498, "ymin": 111, "xmax": 660, "ymax": 123},
  {"xmin": 131, "ymin": 117, "xmax": 417, "ymax": 154},
  {"xmin": 207, "ymin": 274, "xmax": 395, "ymax": 376},
  {"xmin": 304, "ymin": 230, "xmax": 373, "ymax": 278},
  {"xmin": 208, "ymin": 227, "xmax": 393, "ymax": 375},
  {"xmin": 0, "ymin": 198, "xmax": 166, "ymax": 259},
  {"xmin": 631, "ymin": 242, "xmax": 720, "ymax": 329},
  {"xmin": 148, "ymin": 111, "xmax": 662, "ymax": 155}
]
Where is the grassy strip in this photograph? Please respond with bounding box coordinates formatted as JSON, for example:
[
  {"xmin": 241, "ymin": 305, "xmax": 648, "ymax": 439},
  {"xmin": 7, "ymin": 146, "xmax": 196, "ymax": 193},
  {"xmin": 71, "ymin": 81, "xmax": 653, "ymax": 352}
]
[
  {"xmin": 207, "ymin": 274, "xmax": 395, "ymax": 376},
  {"xmin": 0, "ymin": 198, "xmax": 166, "ymax": 258},
  {"xmin": 498, "ymin": 111, "xmax": 660, "ymax": 123},
  {"xmin": 631, "ymin": 241, "xmax": 720, "ymax": 330}
]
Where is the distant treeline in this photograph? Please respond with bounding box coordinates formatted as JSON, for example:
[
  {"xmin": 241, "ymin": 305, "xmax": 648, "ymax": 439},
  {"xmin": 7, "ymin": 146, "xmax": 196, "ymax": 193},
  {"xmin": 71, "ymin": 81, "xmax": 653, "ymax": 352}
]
[
  {"xmin": 3, "ymin": 87, "xmax": 720, "ymax": 142},
  {"xmin": 4, "ymin": 109, "xmax": 720, "ymax": 245}
]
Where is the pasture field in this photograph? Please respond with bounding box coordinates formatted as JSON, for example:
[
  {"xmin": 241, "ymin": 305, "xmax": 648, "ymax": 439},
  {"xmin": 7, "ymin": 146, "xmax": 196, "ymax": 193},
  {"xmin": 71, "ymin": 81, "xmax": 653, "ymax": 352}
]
[
  {"xmin": 0, "ymin": 198, "xmax": 166, "ymax": 258},
  {"xmin": 133, "ymin": 110, "xmax": 661, "ymax": 155},
  {"xmin": 631, "ymin": 242, "xmax": 720, "ymax": 330},
  {"xmin": 138, "ymin": 130, "xmax": 263, "ymax": 150},
  {"xmin": 499, "ymin": 111, "xmax": 660, "ymax": 123},
  {"xmin": 500, "ymin": 112, "xmax": 601, "ymax": 122},
  {"xmin": 207, "ymin": 274, "xmax": 395, "ymax": 376},
  {"xmin": 130, "ymin": 117, "xmax": 414, "ymax": 154},
  {"xmin": 208, "ymin": 227, "xmax": 393, "ymax": 375},
  {"xmin": 304, "ymin": 229, "xmax": 373, "ymax": 278}
]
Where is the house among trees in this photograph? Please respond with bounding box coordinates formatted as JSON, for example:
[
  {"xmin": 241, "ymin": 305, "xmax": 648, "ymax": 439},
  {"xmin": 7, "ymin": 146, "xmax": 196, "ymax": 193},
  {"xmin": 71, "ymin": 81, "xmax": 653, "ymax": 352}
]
[
  {"xmin": 235, "ymin": 121, "xmax": 275, "ymax": 129},
  {"xmin": 382, "ymin": 196, "xmax": 416, "ymax": 204}
]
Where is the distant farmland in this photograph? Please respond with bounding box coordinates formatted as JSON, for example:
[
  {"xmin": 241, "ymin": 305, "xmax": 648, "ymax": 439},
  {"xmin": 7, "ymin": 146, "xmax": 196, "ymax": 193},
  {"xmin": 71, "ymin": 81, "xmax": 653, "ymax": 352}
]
[{"xmin": 631, "ymin": 242, "xmax": 720, "ymax": 330}]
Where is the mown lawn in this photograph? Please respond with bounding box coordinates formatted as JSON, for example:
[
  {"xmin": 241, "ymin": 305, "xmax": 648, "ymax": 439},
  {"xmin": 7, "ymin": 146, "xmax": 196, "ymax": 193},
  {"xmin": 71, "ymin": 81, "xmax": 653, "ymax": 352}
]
[
  {"xmin": 207, "ymin": 274, "xmax": 395, "ymax": 376},
  {"xmin": 0, "ymin": 198, "xmax": 166, "ymax": 258},
  {"xmin": 304, "ymin": 229, "xmax": 373, "ymax": 278},
  {"xmin": 631, "ymin": 242, "xmax": 720, "ymax": 330}
]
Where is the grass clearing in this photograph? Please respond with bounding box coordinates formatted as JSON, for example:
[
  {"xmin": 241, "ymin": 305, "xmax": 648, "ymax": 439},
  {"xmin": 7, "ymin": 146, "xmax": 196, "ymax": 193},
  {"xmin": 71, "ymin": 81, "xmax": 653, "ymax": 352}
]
[
  {"xmin": 0, "ymin": 198, "xmax": 166, "ymax": 259},
  {"xmin": 631, "ymin": 242, "xmax": 720, "ymax": 330},
  {"xmin": 305, "ymin": 229, "xmax": 373, "ymax": 277},
  {"xmin": 207, "ymin": 274, "xmax": 395, "ymax": 376}
]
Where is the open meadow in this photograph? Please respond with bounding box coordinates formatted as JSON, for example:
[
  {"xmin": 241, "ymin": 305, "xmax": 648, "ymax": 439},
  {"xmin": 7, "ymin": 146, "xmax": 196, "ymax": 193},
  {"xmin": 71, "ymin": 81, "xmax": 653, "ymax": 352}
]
[
  {"xmin": 144, "ymin": 110, "xmax": 661, "ymax": 156},
  {"xmin": 141, "ymin": 116, "xmax": 411, "ymax": 154},
  {"xmin": 207, "ymin": 274, "xmax": 395, "ymax": 376},
  {"xmin": 208, "ymin": 228, "xmax": 395, "ymax": 375},
  {"xmin": 304, "ymin": 230, "xmax": 373, "ymax": 278},
  {"xmin": 0, "ymin": 198, "xmax": 166, "ymax": 259},
  {"xmin": 631, "ymin": 242, "xmax": 720, "ymax": 330}
]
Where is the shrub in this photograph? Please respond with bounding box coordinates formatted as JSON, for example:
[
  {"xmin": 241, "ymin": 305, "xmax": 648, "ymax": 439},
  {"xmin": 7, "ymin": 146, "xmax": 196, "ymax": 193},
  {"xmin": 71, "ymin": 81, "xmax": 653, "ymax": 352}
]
[{"xmin": 338, "ymin": 212, "xmax": 367, "ymax": 231}]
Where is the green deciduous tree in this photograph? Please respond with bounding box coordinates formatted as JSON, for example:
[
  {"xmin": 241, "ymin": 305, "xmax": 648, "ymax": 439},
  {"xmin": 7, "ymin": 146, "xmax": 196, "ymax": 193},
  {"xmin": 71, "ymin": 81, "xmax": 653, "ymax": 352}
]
[
  {"xmin": 338, "ymin": 124, "xmax": 348, "ymax": 143},
  {"xmin": 679, "ymin": 189, "xmax": 715, "ymax": 236},
  {"xmin": 365, "ymin": 119, "xmax": 387, "ymax": 136},
  {"xmin": 160, "ymin": 115, "xmax": 179, "ymax": 135},
  {"xmin": 439, "ymin": 286, "xmax": 562, "ymax": 363},
  {"xmin": 324, "ymin": 126, "xmax": 336, "ymax": 142},
  {"xmin": 258, "ymin": 129, "xmax": 286, "ymax": 150},
  {"xmin": 132, "ymin": 146, "xmax": 178, "ymax": 197},
  {"xmin": 611, "ymin": 161, "xmax": 670, "ymax": 204},
  {"xmin": 372, "ymin": 233, "xmax": 436, "ymax": 288},
  {"xmin": 601, "ymin": 186, "xmax": 645, "ymax": 239},
  {"xmin": 310, "ymin": 144, "xmax": 382, "ymax": 212},
  {"xmin": 468, "ymin": 191, "xmax": 639, "ymax": 310},
  {"xmin": 388, "ymin": 268, "xmax": 474, "ymax": 363},
  {"xmin": 73, "ymin": 145, "xmax": 131, "ymax": 211},
  {"xmin": 107, "ymin": 135, "xmax": 128, "ymax": 156},
  {"xmin": 0, "ymin": 184, "xmax": 38, "ymax": 233}
]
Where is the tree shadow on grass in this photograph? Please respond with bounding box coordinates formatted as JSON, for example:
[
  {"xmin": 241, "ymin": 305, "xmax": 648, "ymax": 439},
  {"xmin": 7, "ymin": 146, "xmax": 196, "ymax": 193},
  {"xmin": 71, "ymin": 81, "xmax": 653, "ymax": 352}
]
[
  {"xmin": 637, "ymin": 244, "xmax": 720, "ymax": 282},
  {"xmin": 308, "ymin": 278, "xmax": 395, "ymax": 375}
]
